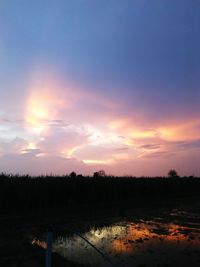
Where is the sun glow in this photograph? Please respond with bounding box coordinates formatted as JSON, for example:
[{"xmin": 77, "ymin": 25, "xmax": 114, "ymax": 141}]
[
  {"xmin": 25, "ymin": 90, "xmax": 50, "ymax": 134},
  {"xmin": 27, "ymin": 142, "xmax": 36, "ymax": 150},
  {"xmin": 25, "ymin": 76, "xmax": 65, "ymax": 134}
]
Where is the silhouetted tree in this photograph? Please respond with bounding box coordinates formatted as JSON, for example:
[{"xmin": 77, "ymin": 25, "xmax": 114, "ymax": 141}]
[
  {"xmin": 168, "ymin": 169, "xmax": 179, "ymax": 178},
  {"xmin": 93, "ymin": 170, "xmax": 106, "ymax": 178},
  {"xmin": 69, "ymin": 171, "xmax": 77, "ymax": 178},
  {"xmin": 99, "ymin": 170, "xmax": 106, "ymax": 176}
]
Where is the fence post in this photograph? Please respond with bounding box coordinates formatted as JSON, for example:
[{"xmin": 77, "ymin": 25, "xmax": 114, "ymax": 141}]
[{"xmin": 46, "ymin": 227, "xmax": 53, "ymax": 267}]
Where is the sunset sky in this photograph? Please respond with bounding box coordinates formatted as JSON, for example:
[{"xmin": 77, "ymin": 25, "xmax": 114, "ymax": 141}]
[{"xmin": 0, "ymin": 0, "xmax": 199, "ymax": 176}]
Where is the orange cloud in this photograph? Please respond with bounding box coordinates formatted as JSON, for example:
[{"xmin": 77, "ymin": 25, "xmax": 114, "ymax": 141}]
[{"xmin": 4, "ymin": 67, "xmax": 195, "ymax": 176}]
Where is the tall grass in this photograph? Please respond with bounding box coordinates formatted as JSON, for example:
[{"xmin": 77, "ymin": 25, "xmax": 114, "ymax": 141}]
[{"xmin": 0, "ymin": 173, "xmax": 199, "ymax": 214}]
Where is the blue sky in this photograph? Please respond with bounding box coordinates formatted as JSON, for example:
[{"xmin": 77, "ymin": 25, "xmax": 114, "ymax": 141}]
[{"xmin": 0, "ymin": 0, "xmax": 199, "ymax": 176}]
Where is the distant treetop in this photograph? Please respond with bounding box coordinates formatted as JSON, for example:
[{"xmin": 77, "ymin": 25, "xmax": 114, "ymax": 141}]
[
  {"xmin": 93, "ymin": 170, "xmax": 106, "ymax": 178},
  {"xmin": 168, "ymin": 169, "xmax": 179, "ymax": 178},
  {"xmin": 69, "ymin": 171, "xmax": 77, "ymax": 178}
]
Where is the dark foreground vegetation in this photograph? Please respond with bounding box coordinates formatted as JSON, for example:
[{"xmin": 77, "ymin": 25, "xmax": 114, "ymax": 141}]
[
  {"xmin": 0, "ymin": 173, "xmax": 199, "ymax": 215},
  {"xmin": 0, "ymin": 173, "xmax": 200, "ymax": 267}
]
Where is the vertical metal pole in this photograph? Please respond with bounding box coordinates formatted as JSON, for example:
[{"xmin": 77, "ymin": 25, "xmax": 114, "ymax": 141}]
[{"xmin": 46, "ymin": 228, "xmax": 53, "ymax": 267}]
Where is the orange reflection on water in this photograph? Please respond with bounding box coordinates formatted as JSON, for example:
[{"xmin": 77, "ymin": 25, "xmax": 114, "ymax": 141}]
[
  {"xmin": 112, "ymin": 238, "xmax": 133, "ymax": 253},
  {"xmin": 32, "ymin": 238, "xmax": 47, "ymax": 249},
  {"xmin": 110, "ymin": 222, "xmax": 200, "ymax": 254}
]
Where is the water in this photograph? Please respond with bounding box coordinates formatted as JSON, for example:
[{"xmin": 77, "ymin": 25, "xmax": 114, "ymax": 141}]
[{"xmin": 33, "ymin": 208, "xmax": 200, "ymax": 267}]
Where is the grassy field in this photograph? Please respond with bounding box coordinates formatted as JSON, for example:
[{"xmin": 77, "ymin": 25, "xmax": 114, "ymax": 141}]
[{"xmin": 0, "ymin": 173, "xmax": 200, "ymax": 214}]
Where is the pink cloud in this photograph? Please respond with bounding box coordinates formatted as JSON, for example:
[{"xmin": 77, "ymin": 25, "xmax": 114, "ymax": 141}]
[{"xmin": 0, "ymin": 68, "xmax": 199, "ymax": 176}]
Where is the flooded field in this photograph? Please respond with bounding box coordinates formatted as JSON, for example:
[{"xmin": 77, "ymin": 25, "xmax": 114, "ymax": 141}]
[{"xmin": 33, "ymin": 207, "xmax": 200, "ymax": 267}]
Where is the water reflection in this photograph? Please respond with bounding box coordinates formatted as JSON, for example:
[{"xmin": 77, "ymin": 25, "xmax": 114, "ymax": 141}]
[
  {"xmin": 32, "ymin": 211, "xmax": 200, "ymax": 267},
  {"xmin": 32, "ymin": 238, "xmax": 47, "ymax": 249}
]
